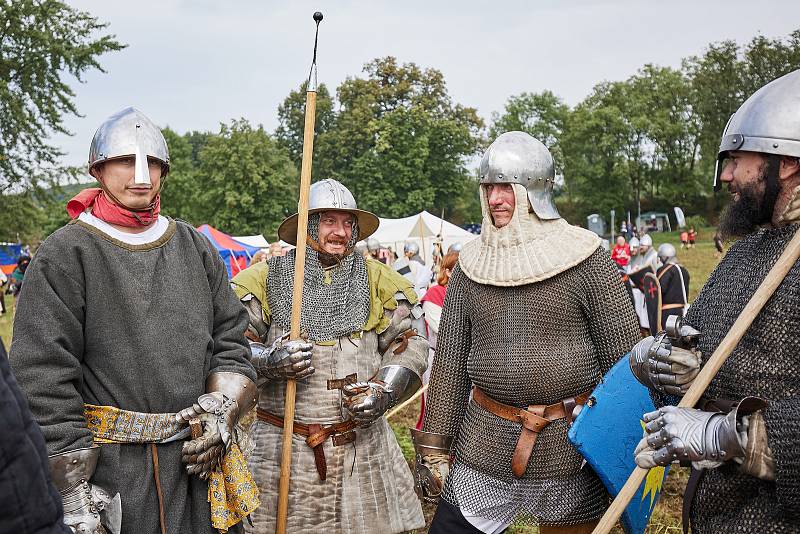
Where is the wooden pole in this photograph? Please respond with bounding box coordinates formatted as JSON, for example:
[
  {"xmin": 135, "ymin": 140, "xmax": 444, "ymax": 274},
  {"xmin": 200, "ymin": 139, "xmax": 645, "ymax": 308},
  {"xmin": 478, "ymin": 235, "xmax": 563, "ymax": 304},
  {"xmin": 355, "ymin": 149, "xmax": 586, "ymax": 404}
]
[
  {"xmin": 275, "ymin": 13, "xmax": 322, "ymax": 534},
  {"xmin": 592, "ymin": 227, "xmax": 800, "ymax": 534},
  {"xmin": 386, "ymin": 384, "xmax": 428, "ymax": 421}
]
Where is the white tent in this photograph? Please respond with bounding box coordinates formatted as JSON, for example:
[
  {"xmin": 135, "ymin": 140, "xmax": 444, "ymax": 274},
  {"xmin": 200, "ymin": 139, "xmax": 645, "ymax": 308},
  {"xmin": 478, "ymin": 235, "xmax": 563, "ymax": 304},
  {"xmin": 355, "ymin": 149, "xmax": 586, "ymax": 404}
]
[
  {"xmin": 232, "ymin": 234, "xmax": 269, "ymax": 249},
  {"xmin": 372, "ymin": 210, "xmax": 476, "ymax": 266}
]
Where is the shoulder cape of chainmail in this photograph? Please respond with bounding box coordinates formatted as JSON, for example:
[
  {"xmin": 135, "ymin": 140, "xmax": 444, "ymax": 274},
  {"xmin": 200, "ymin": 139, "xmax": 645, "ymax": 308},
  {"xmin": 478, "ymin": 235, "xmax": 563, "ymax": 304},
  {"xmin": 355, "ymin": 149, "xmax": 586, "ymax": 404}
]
[{"xmin": 458, "ymin": 184, "xmax": 601, "ymax": 287}]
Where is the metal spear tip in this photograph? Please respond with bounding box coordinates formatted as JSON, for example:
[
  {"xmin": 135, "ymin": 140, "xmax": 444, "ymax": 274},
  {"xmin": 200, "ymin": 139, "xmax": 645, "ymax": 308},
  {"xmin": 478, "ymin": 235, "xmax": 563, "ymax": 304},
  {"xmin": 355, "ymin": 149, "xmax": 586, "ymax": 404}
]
[{"xmin": 313, "ymin": 11, "xmax": 323, "ymax": 22}]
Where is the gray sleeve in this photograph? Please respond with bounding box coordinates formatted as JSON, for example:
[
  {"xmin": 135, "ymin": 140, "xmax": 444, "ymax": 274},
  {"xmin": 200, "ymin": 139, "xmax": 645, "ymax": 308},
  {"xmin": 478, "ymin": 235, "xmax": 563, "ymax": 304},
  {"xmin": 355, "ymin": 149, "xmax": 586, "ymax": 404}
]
[
  {"xmin": 200, "ymin": 235, "xmax": 257, "ymax": 382},
  {"xmin": 422, "ymin": 266, "xmax": 472, "ymax": 439},
  {"xmin": 583, "ymin": 249, "xmax": 642, "ymax": 376},
  {"xmin": 9, "ymin": 254, "xmax": 92, "ymax": 455}
]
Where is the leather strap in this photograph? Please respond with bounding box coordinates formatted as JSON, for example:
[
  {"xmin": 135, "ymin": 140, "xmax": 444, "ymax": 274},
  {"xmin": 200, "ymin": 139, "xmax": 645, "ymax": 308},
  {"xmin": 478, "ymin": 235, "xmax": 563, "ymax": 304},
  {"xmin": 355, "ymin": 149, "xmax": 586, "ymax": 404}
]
[
  {"xmin": 392, "ymin": 329, "xmax": 418, "ymax": 355},
  {"xmin": 682, "ymin": 467, "xmax": 704, "ymax": 533},
  {"xmin": 257, "ymin": 408, "xmax": 357, "ymax": 481},
  {"xmin": 472, "ymin": 387, "xmax": 590, "ymax": 478},
  {"xmin": 661, "ymin": 303, "xmax": 685, "ymax": 310},
  {"xmin": 657, "ymin": 263, "xmax": 674, "ymax": 281},
  {"xmin": 150, "ymin": 444, "xmax": 167, "ymax": 534}
]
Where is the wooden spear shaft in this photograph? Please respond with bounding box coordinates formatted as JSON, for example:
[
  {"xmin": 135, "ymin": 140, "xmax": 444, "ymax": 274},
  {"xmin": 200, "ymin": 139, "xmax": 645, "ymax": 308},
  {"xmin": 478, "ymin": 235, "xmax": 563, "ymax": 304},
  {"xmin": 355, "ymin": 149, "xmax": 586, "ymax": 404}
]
[
  {"xmin": 276, "ymin": 13, "xmax": 322, "ymax": 534},
  {"xmin": 592, "ymin": 227, "xmax": 800, "ymax": 534}
]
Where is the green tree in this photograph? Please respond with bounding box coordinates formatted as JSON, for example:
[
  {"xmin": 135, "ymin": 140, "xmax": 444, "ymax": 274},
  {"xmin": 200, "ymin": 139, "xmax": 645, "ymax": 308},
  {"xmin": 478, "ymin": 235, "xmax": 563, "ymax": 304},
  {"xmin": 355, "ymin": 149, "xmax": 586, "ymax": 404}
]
[
  {"xmin": 278, "ymin": 57, "xmax": 484, "ymax": 221},
  {"xmin": 0, "ymin": 0, "xmax": 124, "ymax": 191},
  {"xmin": 489, "ymin": 91, "xmax": 570, "ymax": 176},
  {"xmin": 275, "ymin": 82, "xmax": 335, "ymax": 167},
  {"xmin": 195, "ymin": 119, "xmax": 297, "ymax": 238},
  {"xmin": 159, "ymin": 128, "xmax": 206, "ymax": 224}
]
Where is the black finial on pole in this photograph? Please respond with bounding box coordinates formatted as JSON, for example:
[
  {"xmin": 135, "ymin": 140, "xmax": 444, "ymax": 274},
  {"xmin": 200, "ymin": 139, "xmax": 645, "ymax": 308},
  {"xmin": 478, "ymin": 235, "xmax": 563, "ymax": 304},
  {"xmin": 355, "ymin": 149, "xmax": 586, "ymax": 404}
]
[{"xmin": 308, "ymin": 11, "xmax": 323, "ymax": 88}]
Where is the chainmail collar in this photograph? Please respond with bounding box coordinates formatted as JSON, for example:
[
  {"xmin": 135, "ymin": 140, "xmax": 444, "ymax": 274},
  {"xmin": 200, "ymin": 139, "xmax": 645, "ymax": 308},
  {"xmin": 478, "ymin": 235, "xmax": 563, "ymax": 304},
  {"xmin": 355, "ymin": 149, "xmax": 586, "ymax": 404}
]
[
  {"xmin": 267, "ymin": 214, "xmax": 370, "ymax": 342},
  {"xmin": 459, "ymin": 184, "xmax": 601, "ymax": 286}
]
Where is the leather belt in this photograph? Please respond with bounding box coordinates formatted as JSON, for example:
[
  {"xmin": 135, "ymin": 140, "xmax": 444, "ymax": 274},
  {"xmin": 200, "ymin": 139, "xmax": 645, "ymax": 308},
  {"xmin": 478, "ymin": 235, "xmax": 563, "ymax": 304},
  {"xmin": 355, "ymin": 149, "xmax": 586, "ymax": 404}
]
[
  {"xmin": 472, "ymin": 386, "xmax": 590, "ymax": 478},
  {"xmin": 661, "ymin": 303, "xmax": 685, "ymax": 310},
  {"xmin": 257, "ymin": 408, "xmax": 357, "ymax": 481}
]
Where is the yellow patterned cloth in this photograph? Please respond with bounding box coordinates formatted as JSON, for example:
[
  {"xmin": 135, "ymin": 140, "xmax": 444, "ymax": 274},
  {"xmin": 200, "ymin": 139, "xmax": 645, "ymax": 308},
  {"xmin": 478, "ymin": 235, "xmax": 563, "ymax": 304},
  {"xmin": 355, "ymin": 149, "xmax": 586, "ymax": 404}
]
[{"xmin": 84, "ymin": 404, "xmax": 260, "ymax": 533}]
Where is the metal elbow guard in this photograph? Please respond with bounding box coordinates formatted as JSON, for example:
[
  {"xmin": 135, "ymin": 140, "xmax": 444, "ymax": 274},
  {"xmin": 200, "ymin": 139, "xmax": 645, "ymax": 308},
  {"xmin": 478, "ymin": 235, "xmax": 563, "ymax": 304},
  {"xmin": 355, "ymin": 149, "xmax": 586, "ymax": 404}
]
[
  {"xmin": 374, "ymin": 364, "xmax": 422, "ymax": 408},
  {"xmin": 49, "ymin": 446, "xmax": 122, "ymax": 534},
  {"xmin": 206, "ymin": 371, "xmax": 259, "ymax": 418}
]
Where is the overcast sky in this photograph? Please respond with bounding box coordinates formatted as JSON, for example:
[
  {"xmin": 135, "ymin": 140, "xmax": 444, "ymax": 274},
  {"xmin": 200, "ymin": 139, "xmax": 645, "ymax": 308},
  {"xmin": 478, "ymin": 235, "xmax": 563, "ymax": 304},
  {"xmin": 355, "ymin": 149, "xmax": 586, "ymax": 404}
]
[{"xmin": 58, "ymin": 0, "xmax": 800, "ymax": 173}]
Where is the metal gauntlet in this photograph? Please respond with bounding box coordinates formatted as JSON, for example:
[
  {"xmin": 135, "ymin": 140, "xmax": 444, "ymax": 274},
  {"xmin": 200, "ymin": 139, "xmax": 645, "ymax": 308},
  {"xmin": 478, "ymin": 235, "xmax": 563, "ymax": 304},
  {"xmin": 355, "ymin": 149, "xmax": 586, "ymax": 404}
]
[
  {"xmin": 250, "ymin": 336, "xmax": 314, "ymax": 381},
  {"xmin": 410, "ymin": 429, "xmax": 453, "ymax": 503},
  {"xmin": 629, "ymin": 329, "xmax": 701, "ymax": 396},
  {"xmin": 178, "ymin": 372, "xmax": 258, "ymax": 479},
  {"xmin": 341, "ymin": 364, "xmax": 422, "ymax": 427},
  {"xmin": 49, "ymin": 446, "xmax": 122, "ymax": 534}
]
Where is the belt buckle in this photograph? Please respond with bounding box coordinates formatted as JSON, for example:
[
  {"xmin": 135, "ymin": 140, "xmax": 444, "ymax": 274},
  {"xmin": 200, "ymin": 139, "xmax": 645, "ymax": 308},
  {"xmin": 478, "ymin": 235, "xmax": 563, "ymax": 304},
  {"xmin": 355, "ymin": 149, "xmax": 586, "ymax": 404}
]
[
  {"xmin": 332, "ymin": 431, "xmax": 356, "ymax": 447},
  {"xmin": 327, "ymin": 373, "xmax": 358, "ymax": 390}
]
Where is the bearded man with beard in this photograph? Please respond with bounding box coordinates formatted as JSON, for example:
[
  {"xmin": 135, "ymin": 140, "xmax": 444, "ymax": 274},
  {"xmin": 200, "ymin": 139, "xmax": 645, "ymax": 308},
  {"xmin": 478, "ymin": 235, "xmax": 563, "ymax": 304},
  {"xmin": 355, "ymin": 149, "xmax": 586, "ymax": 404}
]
[
  {"xmin": 631, "ymin": 69, "xmax": 800, "ymax": 532},
  {"xmin": 231, "ymin": 179, "xmax": 427, "ymax": 533}
]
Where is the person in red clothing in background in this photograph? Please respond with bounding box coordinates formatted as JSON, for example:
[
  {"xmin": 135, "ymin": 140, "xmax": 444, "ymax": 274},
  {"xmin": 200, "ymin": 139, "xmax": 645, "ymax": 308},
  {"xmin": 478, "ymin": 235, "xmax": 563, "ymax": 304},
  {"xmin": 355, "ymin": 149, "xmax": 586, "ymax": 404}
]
[
  {"xmin": 415, "ymin": 250, "xmax": 460, "ymax": 429},
  {"xmin": 610, "ymin": 235, "xmax": 631, "ymax": 267}
]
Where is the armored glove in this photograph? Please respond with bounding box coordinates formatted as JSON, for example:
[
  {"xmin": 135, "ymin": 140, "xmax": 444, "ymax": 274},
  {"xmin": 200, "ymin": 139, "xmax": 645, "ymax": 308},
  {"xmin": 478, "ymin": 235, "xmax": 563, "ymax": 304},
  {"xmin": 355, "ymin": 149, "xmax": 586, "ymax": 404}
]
[
  {"xmin": 177, "ymin": 372, "xmax": 257, "ymax": 479},
  {"xmin": 177, "ymin": 391, "xmax": 238, "ymax": 478},
  {"xmin": 629, "ymin": 334, "xmax": 701, "ymax": 396},
  {"xmin": 50, "ymin": 447, "xmax": 122, "ymax": 534},
  {"xmin": 342, "ymin": 365, "xmax": 421, "ymax": 427},
  {"xmin": 634, "ymin": 403, "xmax": 761, "ymax": 469},
  {"xmin": 250, "ymin": 336, "xmax": 314, "ymax": 381},
  {"xmin": 410, "ymin": 429, "xmax": 453, "ymax": 503},
  {"xmin": 342, "ymin": 380, "xmax": 395, "ymax": 427}
]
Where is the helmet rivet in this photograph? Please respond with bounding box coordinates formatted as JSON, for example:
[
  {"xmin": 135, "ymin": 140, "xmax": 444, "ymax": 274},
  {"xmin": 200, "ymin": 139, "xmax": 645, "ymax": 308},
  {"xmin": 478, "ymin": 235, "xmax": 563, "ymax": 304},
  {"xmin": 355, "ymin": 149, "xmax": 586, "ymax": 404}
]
[
  {"xmin": 773, "ymin": 143, "xmax": 779, "ymax": 148},
  {"xmin": 538, "ymin": 177, "xmax": 543, "ymax": 181}
]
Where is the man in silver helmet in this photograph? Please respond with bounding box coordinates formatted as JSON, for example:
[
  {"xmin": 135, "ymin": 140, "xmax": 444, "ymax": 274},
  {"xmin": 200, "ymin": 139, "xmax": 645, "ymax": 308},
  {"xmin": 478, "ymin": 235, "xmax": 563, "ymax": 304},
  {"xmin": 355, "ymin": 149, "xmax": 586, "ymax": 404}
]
[
  {"xmin": 9, "ymin": 108, "xmax": 258, "ymax": 534},
  {"xmin": 393, "ymin": 240, "xmax": 432, "ymax": 299},
  {"xmin": 231, "ymin": 178, "xmax": 427, "ymax": 533},
  {"xmin": 631, "ymin": 69, "xmax": 800, "ymax": 532},
  {"xmin": 628, "ymin": 233, "xmax": 661, "ymax": 335},
  {"xmin": 655, "ymin": 243, "xmax": 689, "ymax": 330},
  {"xmin": 366, "ymin": 236, "xmax": 385, "ymax": 263},
  {"xmin": 414, "ymin": 132, "xmax": 640, "ymax": 533}
]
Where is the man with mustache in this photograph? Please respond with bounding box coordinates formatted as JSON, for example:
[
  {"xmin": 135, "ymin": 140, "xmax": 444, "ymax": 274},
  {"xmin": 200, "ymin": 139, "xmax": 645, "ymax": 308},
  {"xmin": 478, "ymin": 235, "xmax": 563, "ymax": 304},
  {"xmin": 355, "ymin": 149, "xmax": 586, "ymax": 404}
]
[
  {"xmin": 231, "ymin": 178, "xmax": 427, "ymax": 533},
  {"xmin": 631, "ymin": 69, "xmax": 800, "ymax": 532},
  {"xmin": 413, "ymin": 132, "xmax": 640, "ymax": 533},
  {"xmin": 9, "ymin": 108, "xmax": 258, "ymax": 534}
]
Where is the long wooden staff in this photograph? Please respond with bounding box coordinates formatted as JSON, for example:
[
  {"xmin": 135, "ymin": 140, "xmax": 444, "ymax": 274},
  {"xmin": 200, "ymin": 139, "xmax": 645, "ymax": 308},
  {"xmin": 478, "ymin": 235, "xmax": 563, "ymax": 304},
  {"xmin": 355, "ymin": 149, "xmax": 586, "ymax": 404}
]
[
  {"xmin": 276, "ymin": 12, "xmax": 323, "ymax": 534},
  {"xmin": 593, "ymin": 227, "xmax": 800, "ymax": 534}
]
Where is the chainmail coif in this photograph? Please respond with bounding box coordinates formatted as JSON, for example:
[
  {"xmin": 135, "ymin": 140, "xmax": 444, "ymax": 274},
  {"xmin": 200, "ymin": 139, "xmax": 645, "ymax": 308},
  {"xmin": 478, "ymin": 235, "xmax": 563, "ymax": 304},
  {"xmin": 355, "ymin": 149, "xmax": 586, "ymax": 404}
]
[
  {"xmin": 675, "ymin": 223, "xmax": 800, "ymax": 532},
  {"xmin": 423, "ymin": 247, "xmax": 641, "ymax": 526},
  {"xmin": 267, "ymin": 214, "xmax": 370, "ymax": 342}
]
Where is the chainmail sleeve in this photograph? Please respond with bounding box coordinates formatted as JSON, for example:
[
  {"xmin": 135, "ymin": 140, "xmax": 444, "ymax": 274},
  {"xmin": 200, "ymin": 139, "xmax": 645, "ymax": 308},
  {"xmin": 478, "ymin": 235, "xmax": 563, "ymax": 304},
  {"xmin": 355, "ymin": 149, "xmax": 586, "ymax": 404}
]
[
  {"xmin": 581, "ymin": 248, "xmax": 642, "ymax": 375},
  {"xmin": 763, "ymin": 398, "xmax": 800, "ymax": 518},
  {"xmin": 422, "ymin": 265, "xmax": 472, "ymax": 439}
]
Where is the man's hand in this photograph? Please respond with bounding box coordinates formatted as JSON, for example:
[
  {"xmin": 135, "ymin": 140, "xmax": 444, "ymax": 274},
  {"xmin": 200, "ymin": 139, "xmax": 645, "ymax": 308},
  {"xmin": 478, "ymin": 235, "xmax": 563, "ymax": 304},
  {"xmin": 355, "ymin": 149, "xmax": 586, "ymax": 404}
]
[
  {"xmin": 414, "ymin": 453, "xmax": 450, "ymax": 503},
  {"xmin": 341, "ymin": 381, "xmax": 394, "ymax": 427},
  {"xmin": 629, "ymin": 334, "xmax": 701, "ymax": 395},
  {"xmin": 251, "ymin": 337, "xmax": 314, "ymax": 381},
  {"xmin": 176, "ymin": 391, "xmax": 238, "ymax": 479},
  {"xmin": 634, "ymin": 406, "xmax": 744, "ymax": 469}
]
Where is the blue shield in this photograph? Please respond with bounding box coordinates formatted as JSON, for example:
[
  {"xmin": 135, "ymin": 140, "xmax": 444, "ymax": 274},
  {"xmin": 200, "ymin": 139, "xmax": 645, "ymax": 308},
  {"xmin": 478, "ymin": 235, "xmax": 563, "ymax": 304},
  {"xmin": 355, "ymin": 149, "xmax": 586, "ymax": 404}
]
[{"xmin": 568, "ymin": 356, "xmax": 669, "ymax": 534}]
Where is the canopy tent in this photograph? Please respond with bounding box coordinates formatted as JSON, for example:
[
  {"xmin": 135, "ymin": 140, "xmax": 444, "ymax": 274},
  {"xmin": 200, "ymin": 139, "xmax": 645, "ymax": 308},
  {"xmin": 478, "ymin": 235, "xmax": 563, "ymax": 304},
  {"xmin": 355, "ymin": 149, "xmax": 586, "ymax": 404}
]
[
  {"xmin": 232, "ymin": 234, "xmax": 270, "ymax": 249},
  {"xmin": 196, "ymin": 224, "xmax": 261, "ymax": 277},
  {"xmin": 372, "ymin": 211, "xmax": 476, "ymax": 265},
  {"xmin": 0, "ymin": 243, "xmax": 22, "ymax": 275}
]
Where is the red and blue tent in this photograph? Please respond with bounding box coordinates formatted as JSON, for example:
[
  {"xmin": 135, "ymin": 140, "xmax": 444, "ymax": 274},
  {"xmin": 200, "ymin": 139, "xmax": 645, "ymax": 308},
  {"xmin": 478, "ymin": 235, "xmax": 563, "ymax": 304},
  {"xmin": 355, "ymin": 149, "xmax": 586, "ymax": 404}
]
[
  {"xmin": 196, "ymin": 224, "xmax": 261, "ymax": 277},
  {"xmin": 0, "ymin": 243, "xmax": 23, "ymax": 276}
]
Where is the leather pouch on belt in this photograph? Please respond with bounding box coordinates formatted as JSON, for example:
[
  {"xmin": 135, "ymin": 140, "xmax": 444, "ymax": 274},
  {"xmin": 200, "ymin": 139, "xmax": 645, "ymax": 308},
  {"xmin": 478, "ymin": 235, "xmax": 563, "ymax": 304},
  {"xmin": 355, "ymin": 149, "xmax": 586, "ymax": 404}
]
[{"xmin": 511, "ymin": 407, "xmax": 550, "ymax": 478}]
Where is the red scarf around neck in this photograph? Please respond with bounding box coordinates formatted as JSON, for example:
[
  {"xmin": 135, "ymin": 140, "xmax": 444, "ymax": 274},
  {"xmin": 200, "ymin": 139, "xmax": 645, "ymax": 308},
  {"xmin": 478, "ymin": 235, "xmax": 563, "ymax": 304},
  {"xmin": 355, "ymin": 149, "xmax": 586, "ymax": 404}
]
[{"xmin": 67, "ymin": 188, "xmax": 160, "ymax": 227}]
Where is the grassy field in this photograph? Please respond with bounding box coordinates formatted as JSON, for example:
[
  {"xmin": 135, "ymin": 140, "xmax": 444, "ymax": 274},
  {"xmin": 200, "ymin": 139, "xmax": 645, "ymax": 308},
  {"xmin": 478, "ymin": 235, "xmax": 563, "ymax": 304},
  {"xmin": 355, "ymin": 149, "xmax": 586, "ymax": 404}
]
[{"xmin": 0, "ymin": 228, "xmax": 722, "ymax": 533}]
